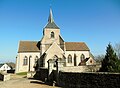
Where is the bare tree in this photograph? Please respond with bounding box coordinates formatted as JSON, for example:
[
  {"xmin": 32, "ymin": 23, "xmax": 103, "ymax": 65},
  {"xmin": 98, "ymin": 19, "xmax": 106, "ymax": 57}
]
[
  {"xmin": 114, "ymin": 43, "xmax": 120, "ymax": 59},
  {"xmin": 94, "ymin": 54, "xmax": 104, "ymax": 63}
]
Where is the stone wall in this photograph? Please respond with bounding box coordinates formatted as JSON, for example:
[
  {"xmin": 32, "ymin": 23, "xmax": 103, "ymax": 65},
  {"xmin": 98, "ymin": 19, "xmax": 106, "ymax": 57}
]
[
  {"xmin": 59, "ymin": 65, "xmax": 101, "ymax": 72},
  {"xmin": 34, "ymin": 67, "xmax": 48, "ymax": 81},
  {"xmin": 7, "ymin": 70, "xmax": 15, "ymax": 73},
  {"xmin": 58, "ymin": 72, "xmax": 120, "ymax": 88},
  {"xmin": 0, "ymin": 73, "xmax": 10, "ymax": 81},
  {"xmin": 27, "ymin": 71, "xmax": 36, "ymax": 78}
]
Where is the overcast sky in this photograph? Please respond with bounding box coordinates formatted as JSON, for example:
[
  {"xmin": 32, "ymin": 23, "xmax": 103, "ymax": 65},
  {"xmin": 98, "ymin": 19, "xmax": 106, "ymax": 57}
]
[{"xmin": 0, "ymin": 0, "xmax": 120, "ymax": 63}]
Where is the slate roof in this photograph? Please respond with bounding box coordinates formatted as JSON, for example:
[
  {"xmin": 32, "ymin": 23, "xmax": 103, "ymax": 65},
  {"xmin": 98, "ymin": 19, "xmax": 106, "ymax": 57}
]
[
  {"xmin": 0, "ymin": 64, "xmax": 4, "ymax": 68},
  {"xmin": 18, "ymin": 41, "xmax": 40, "ymax": 53},
  {"xmin": 44, "ymin": 8, "xmax": 59, "ymax": 29},
  {"xmin": 45, "ymin": 22, "xmax": 59, "ymax": 29},
  {"xmin": 6, "ymin": 62, "xmax": 15, "ymax": 69},
  {"xmin": 65, "ymin": 42, "xmax": 90, "ymax": 51}
]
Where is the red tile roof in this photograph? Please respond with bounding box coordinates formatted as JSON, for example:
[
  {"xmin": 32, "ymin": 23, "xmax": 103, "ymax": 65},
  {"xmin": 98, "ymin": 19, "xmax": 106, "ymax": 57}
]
[
  {"xmin": 65, "ymin": 42, "xmax": 89, "ymax": 51},
  {"xmin": 18, "ymin": 41, "xmax": 89, "ymax": 52},
  {"xmin": 18, "ymin": 41, "xmax": 40, "ymax": 53}
]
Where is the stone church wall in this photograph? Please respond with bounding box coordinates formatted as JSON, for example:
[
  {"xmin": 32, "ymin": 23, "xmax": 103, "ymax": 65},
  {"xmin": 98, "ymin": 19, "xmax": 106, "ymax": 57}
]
[
  {"xmin": 16, "ymin": 52, "xmax": 40, "ymax": 73},
  {"xmin": 58, "ymin": 72, "xmax": 120, "ymax": 88},
  {"xmin": 65, "ymin": 51, "xmax": 91, "ymax": 66},
  {"xmin": 42, "ymin": 28, "xmax": 60, "ymax": 45}
]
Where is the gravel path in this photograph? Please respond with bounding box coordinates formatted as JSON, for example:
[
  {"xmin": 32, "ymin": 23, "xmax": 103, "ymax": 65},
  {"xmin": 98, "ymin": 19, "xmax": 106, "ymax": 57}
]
[{"xmin": 0, "ymin": 74, "xmax": 60, "ymax": 88}]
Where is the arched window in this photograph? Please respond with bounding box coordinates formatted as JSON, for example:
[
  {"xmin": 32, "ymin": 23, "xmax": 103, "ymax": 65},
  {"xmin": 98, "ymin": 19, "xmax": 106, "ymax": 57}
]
[
  {"xmin": 53, "ymin": 55, "xmax": 58, "ymax": 67},
  {"xmin": 74, "ymin": 54, "xmax": 77, "ymax": 66},
  {"xmin": 81, "ymin": 54, "xmax": 85, "ymax": 61},
  {"xmin": 29, "ymin": 55, "xmax": 32, "ymax": 63},
  {"xmin": 28, "ymin": 56, "xmax": 32, "ymax": 71},
  {"xmin": 51, "ymin": 32, "xmax": 54, "ymax": 38},
  {"xmin": 35, "ymin": 56, "xmax": 38, "ymax": 63},
  {"xmin": 23, "ymin": 56, "xmax": 28, "ymax": 65},
  {"xmin": 68, "ymin": 54, "xmax": 72, "ymax": 63}
]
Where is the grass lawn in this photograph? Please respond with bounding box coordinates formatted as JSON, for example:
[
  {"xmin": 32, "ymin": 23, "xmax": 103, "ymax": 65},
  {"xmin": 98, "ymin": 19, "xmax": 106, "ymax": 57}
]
[{"xmin": 16, "ymin": 72, "xmax": 27, "ymax": 75}]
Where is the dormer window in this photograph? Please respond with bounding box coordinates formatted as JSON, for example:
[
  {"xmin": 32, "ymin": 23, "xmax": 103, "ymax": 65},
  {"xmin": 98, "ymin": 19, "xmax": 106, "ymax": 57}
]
[{"xmin": 51, "ymin": 32, "xmax": 54, "ymax": 38}]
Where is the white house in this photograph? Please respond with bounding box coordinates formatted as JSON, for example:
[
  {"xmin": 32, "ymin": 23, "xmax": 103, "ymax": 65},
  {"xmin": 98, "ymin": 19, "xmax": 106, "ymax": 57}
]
[
  {"xmin": 0, "ymin": 64, "xmax": 11, "ymax": 71},
  {"xmin": 15, "ymin": 8, "xmax": 96, "ymax": 73}
]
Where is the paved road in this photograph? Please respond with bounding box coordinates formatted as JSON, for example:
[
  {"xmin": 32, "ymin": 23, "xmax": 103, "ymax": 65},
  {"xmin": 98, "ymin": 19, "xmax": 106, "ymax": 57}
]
[{"xmin": 0, "ymin": 74, "xmax": 60, "ymax": 88}]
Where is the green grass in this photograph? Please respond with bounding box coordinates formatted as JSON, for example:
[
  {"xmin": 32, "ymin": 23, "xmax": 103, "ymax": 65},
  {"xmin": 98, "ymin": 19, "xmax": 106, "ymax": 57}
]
[{"xmin": 16, "ymin": 72, "xmax": 27, "ymax": 75}]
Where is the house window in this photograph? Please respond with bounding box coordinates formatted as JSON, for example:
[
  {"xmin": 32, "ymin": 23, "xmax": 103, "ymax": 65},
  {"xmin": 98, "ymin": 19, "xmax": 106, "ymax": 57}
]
[
  {"xmin": 23, "ymin": 56, "xmax": 28, "ymax": 65},
  {"xmin": 68, "ymin": 54, "xmax": 72, "ymax": 63},
  {"xmin": 4, "ymin": 66, "xmax": 5, "ymax": 71},
  {"xmin": 51, "ymin": 32, "xmax": 54, "ymax": 38},
  {"xmin": 81, "ymin": 54, "xmax": 85, "ymax": 61}
]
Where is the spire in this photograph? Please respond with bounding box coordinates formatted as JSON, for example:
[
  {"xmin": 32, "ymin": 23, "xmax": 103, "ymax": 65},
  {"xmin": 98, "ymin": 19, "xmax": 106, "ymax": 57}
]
[
  {"xmin": 45, "ymin": 8, "xmax": 59, "ymax": 29},
  {"xmin": 48, "ymin": 8, "xmax": 54, "ymax": 23}
]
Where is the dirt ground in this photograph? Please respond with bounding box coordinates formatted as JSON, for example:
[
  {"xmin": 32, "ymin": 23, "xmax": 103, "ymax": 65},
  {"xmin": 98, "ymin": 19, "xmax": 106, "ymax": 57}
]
[{"xmin": 0, "ymin": 74, "xmax": 60, "ymax": 88}]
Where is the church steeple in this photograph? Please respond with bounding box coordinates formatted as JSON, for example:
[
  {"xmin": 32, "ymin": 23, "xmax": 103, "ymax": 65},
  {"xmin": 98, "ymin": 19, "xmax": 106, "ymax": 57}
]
[
  {"xmin": 48, "ymin": 8, "xmax": 54, "ymax": 23},
  {"xmin": 44, "ymin": 8, "xmax": 59, "ymax": 29}
]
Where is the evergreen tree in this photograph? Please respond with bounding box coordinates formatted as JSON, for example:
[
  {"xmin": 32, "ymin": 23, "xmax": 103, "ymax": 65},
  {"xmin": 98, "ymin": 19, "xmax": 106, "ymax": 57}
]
[{"xmin": 100, "ymin": 43, "xmax": 120, "ymax": 72}]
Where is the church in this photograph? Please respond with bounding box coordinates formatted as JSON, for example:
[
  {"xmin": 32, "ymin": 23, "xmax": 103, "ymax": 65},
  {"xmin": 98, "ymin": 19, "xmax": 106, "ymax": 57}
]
[{"xmin": 15, "ymin": 9, "xmax": 96, "ymax": 73}]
